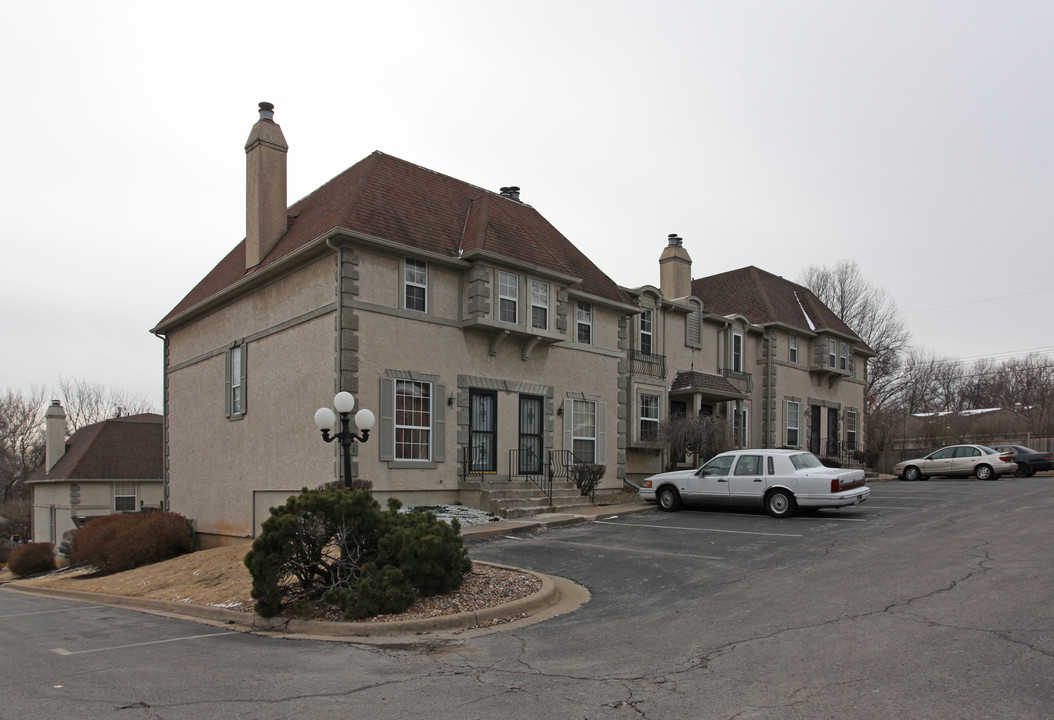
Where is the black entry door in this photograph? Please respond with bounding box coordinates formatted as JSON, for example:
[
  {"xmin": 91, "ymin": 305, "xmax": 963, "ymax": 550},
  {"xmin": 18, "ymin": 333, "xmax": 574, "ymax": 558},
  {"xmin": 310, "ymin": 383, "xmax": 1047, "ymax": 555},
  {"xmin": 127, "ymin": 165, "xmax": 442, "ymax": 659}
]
[
  {"xmin": 470, "ymin": 390, "xmax": 496, "ymax": 473},
  {"xmin": 518, "ymin": 395, "xmax": 543, "ymax": 473},
  {"xmin": 809, "ymin": 405, "xmax": 821, "ymax": 454},
  {"xmin": 827, "ymin": 407, "xmax": 839, "ymax": 455}
]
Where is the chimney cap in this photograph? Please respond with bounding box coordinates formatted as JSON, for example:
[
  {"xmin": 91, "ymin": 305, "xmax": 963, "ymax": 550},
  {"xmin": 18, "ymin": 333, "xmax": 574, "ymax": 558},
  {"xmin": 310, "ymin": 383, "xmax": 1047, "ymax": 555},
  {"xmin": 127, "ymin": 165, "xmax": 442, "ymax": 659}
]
[
  {"xmin": 667, "ymin": 234, "xmax": 683, "ymax": 246},
  {"xmin": 499, "ymin": 186, "xmax": 521, "ymax": 202},
  {"xmin": 258, "ymin": 102, "xmax": 275, "ymax": 121}
]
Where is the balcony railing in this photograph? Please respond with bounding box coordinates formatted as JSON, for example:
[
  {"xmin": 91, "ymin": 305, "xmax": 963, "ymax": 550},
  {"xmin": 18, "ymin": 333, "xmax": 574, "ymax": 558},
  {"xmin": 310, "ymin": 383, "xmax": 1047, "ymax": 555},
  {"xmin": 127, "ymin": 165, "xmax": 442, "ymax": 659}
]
[{"xmin": 629, "ymin": 349, "xmax": 667, "ymax": 378}]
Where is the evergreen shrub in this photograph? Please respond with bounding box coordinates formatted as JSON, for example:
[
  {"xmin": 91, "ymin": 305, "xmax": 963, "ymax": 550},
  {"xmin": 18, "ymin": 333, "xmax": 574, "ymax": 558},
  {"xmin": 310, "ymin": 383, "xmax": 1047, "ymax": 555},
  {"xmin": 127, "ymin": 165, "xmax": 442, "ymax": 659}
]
[{"xmin": 245, "ymin": 488, "xmax": 471, "ymax": 619}]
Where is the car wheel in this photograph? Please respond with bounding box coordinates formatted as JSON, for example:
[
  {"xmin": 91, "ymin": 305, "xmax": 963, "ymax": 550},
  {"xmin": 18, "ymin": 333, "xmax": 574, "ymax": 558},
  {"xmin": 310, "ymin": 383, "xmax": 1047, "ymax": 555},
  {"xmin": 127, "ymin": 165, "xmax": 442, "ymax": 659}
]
[
  {"xmin": 657, "ymin": 486, "xmax": 682, "ymax": 512},
  {"xmin": 975, "ymin": 464, "xmax": 995, "ymax": 481},
  {"xmin": 765, "ymin": 489, "xmax": 797, "ymax": 518},
  {"xmin": 1015, "ymin": 463, "xmax": 1030, "ymax": 478},
  {"xmin": 902, "ymin": 466, "xmax": 921, "ymax": 482}
]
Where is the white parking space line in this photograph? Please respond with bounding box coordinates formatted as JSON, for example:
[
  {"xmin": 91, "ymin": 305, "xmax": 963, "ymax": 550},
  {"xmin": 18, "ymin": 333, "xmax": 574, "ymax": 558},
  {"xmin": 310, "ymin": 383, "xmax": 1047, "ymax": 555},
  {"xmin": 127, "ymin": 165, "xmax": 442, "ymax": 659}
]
[
  {"xmin": 0, "ymin": 605, "xmax": 106, "ymax": 619},
  {"xmin": 857, "ymin": 505, "xmax": 915, "ymax": 510},
  {"xmin": 547, "ymin": 539, "xmax": 724, "ymax": 560},
  {"xmin": 794, "ymin": 515, "xmax": 869, "ymax": 521},
  {"xmin": 595, "ymin": 520, "xmax": 803, "ymax": 538},
  {"xmin": 52, "ymin": 631, "xmax": 238, "ymax": 656}
]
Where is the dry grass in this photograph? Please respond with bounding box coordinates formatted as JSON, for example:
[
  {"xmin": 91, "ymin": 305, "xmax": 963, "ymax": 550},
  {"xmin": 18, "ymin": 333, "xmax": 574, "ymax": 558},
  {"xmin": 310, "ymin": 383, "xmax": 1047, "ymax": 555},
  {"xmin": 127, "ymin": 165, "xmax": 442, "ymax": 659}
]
[{"xmin": 7, "ymin": 544, "xmax": 542, "ymax": 621}]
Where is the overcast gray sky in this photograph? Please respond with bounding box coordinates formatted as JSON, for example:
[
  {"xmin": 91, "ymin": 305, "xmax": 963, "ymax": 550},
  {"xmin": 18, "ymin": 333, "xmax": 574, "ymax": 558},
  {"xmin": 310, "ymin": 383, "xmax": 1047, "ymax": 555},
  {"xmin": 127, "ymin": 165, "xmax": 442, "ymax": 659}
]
[{"xmin": 3, "ymin": 0, "xmax": 1052, "ymax": 406}]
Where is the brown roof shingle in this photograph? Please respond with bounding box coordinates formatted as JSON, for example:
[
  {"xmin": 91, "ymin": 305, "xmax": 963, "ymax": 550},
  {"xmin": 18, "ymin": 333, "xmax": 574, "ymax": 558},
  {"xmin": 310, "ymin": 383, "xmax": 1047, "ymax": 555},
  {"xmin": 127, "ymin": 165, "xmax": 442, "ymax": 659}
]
[
  {"xmin": 692, "ymin": 266, "xmax": 872, "ymax": 351},
  {"xmin": 28, "ymin": 414, "xmax": 163, "ymax": 483},
  {"xmin": 157, "ymin": 152, "xmax": 633, "ymax": 328}
]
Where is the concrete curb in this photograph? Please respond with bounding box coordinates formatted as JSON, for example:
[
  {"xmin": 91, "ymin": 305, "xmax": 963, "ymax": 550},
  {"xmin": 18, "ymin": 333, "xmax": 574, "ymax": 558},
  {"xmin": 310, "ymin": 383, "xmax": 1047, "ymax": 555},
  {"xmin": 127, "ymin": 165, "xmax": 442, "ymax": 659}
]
[
  {"xmin": 2, "ymin": 561, "xmax": 576, "ymax": 641},
  {"xmin": 2, "ymin": 502, "xmax": 649, "ymax": 641}
]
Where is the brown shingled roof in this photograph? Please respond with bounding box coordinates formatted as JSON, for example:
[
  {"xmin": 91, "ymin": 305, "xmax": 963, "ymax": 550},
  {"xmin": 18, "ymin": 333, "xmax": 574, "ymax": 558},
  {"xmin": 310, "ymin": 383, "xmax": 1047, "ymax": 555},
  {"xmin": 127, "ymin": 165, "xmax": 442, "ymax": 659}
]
[
  {"xmin": 28, "ymin": 414, "xmax": 163, "ymax": 483},
  {"xmin": 692, "ymin": 266, "xmax": 872, "ymax": 352},
  {"xmin": 156, "ymin": 152, "xmax": 633, "ymax": 329},
  {"xmin": 670, "ymin": 370, "xmax": 746, "ymax": 398}
]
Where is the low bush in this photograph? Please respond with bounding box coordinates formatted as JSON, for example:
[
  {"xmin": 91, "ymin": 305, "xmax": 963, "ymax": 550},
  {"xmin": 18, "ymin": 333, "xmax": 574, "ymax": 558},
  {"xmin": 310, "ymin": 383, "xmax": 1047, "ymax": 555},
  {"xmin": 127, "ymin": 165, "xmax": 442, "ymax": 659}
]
[
  {"xmin": 70, "ymin": 512, "xmax": 193, "ymax": 574},
  {"xmin": 7, "ymin": 542, "xmax": 56, "ymax": 577},
  {"xmin": 569, "ymin": 464, "xmax": 606, "ymax": 498},
  {"xmin": 245, "ymin": 487, "xmax": 471, "ymax": 619}
]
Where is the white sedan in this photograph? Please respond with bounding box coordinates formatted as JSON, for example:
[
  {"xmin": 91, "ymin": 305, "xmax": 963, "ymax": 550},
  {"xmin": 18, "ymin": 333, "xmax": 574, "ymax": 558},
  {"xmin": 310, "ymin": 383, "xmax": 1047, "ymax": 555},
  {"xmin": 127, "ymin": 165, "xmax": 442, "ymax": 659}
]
[{"xmin": 638, "ymin": 449, "xmax": 870, "ymax": 518}]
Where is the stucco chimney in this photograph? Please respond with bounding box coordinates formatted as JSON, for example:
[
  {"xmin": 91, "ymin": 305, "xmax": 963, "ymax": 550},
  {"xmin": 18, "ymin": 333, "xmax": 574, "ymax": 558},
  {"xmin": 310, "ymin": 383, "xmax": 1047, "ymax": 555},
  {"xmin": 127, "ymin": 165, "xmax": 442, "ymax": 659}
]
[
  {"xmin": 245, "ymin": 101, "xmax": 288, "ymax": 269},
  {"xmin": 659, "ymin": 234, "xmax": 692, "ymax": 299},
  {"xmin": 45, "ymin": 400, "xmax": 67, "ymax": 473}
]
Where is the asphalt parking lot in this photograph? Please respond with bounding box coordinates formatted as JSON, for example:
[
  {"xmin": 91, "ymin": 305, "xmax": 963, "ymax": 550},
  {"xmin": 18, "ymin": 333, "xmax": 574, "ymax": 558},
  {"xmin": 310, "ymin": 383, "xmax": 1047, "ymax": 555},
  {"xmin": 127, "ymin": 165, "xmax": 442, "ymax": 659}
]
[{"xmin": 3, "ymin": 477, "xmax": 1052, "ymax": 719}]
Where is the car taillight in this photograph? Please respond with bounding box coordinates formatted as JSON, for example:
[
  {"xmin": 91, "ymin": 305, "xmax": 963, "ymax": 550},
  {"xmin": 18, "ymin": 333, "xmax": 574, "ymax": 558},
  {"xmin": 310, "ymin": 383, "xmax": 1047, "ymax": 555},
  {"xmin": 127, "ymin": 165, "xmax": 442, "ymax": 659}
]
[
  {"xmin": 831, "ymin": 477, "xmax": 863, "ymax": 492},
  {"xmin": 999, "ymin": 455, "xmax": 1014, "ymax": 462}
]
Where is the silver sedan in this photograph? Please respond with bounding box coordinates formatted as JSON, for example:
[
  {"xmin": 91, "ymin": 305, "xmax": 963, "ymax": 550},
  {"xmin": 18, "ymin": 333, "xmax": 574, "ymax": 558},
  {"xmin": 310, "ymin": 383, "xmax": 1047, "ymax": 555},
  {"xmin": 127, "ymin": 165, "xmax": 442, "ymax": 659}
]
[{"xmin": 893, "ymin": 444, "xmax": 1017, "ymax": 481}]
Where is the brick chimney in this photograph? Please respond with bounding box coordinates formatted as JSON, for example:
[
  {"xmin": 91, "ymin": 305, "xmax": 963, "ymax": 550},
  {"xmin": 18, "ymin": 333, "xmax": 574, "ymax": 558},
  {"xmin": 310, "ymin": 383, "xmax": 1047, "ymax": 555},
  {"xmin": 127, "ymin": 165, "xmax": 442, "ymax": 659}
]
[
  {"xmin": 45, "ymin": 400, "xmax": 67, "ymax": 473},
  {"xmin": 245, "ymin": 102, "xmax": 288, "ymax": 269},
  {"xmin": 659, "ymin": 234, "xmax": 692, "ymax": 299}
]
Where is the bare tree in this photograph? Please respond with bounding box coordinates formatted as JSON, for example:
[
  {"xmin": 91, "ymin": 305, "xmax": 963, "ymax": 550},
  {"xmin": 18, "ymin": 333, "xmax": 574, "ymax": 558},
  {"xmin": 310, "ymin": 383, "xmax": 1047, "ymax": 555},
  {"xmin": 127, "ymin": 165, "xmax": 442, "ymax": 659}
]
[
  {"xmin": 799, "ymin": 260, "xmax": 912, "ymax": 411},
  {"xmin": 0, "ymin": 388, "xmax": 47, "ymax": 503},
  {"xmin": 57, "ymin": 377, "xmax": 158, "ymax": 433},
  {"xmin": 657, "ymin": 413, "xmax": 733, "ymax": 470}
]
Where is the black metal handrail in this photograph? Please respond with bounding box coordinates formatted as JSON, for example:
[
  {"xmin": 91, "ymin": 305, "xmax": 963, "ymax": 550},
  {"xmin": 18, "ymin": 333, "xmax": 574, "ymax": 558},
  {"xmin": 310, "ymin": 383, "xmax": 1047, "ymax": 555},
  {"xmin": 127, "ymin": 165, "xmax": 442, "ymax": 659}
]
[
  {"xmin": 628, "ymin": 349, "xmax": 667, "ymax": 378},
  {"xmin": 509, "ymin": 446, "xmax": 551, "ymax": 504}
]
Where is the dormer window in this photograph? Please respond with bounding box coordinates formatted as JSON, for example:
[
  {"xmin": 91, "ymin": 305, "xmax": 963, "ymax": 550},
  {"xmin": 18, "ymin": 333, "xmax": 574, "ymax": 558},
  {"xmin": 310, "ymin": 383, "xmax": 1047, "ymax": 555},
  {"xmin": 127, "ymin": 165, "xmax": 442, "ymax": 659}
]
[{"xmin": 828, "ymin": 339, "xmax": 837, "ymax": 368}]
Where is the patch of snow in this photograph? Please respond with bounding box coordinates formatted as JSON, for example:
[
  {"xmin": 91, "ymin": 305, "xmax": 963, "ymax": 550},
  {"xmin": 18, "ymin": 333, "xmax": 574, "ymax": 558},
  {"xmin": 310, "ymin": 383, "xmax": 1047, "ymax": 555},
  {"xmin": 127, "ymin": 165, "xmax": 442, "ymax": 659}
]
[
  {"xmin": 400, "ymin": 504, "xmax": 500, "ymax": 526},
  {"xmin": 793, "ymin": 291, "xmax": 816, "ymax": 331}
]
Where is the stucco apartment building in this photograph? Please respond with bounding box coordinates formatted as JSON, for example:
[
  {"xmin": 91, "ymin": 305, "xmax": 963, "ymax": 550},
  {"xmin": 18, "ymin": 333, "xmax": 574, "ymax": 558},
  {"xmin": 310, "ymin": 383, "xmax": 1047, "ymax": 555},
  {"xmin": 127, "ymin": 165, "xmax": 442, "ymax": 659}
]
[{"xmin": 153, "ymin": 104, "xmax": 870, "ymax": 546}]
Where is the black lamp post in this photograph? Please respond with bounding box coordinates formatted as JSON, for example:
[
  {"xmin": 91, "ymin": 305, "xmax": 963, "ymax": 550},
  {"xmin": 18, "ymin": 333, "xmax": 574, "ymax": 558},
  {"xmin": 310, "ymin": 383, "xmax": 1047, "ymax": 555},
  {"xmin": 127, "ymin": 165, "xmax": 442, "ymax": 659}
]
[{"xmin": 314, "ymin": 391, "xmax": 375, "ymax": 488}]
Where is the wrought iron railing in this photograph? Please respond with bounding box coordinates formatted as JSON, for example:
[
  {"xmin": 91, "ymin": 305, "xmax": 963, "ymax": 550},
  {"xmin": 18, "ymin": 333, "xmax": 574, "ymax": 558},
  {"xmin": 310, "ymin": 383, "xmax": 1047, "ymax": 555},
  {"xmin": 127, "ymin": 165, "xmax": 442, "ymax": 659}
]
[
  {"xmin": 628, "ymin": 350, "xmax": 667, "ymax": 378},
  {"xmin": 507, "ymin": 448, "xmax": 586, "ymax": 505}
]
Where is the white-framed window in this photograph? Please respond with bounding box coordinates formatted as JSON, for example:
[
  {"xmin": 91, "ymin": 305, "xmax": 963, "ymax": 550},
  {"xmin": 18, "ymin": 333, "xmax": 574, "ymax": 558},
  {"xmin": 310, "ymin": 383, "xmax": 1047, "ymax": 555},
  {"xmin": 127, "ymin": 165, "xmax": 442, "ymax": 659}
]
[
  {"xmin": 404, "ymin": 258, "xmax": 427, "ymax": 312},
  {"xmin": 840, "ymin": 343, "xmax": 848, "ymax": 371},
  {"xmin": 789, "ymin": 335, "xmax": 798, "ymax": 364},
  {"xmin": 225, "ymin": 343, "xmax": 246, "ymax": 419},
  {"xmin": 395, "ymin": 379, "xmax": 432, "ymax": 461},
  {"xmin": 786, "ymin": 400, "xmax": 800, "ymax": 447},
  {"xmin": 114, "ymin": 482, "xmax": 137, "ymax": 512},
  {"xmin": 499, "ymin": 271, "xmax": 519, "ymax": 324},
  {"xmin": 846, "ymin": 410, "xmax": 858, "ymax": 451},
  {"xmin": 572, "ymin": 399, "xmax": 597, "ymax": 463},
  {"xmin": 576, "ymin": 302, "xmax": 592, "ymax": 345},
  {"xmin": 640, "ymin": 309, "xmax": 654, "ymax": 355},
  {"xmin": 531, "ymin": 280, "xmax": 549, "ymax": 330},
  {"xmin": 732, "ymin": 332, "xmax": 744, "ymax": 373},
  {"xmin": 739, "ymin": 407, "xmax": 749, "ymax": 447},
  {"xmin": 640, "ymin": 394, "xmax": 659, "ymax": 442},
  {"xmin": 829, "ymin": 339, "xmax": 837, "ymax": 368}
]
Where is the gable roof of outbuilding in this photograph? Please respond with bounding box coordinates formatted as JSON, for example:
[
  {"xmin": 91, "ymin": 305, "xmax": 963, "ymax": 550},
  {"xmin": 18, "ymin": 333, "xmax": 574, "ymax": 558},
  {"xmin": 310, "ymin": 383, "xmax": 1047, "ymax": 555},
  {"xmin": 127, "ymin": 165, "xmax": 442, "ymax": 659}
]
[
  {"xmin": 157, "ymin": 152, "xmax": 633, "ymax": 329},
  {"xmin": 28, "ymin": 414, "xmax": 163, "ymax": 483},
  {"xmin": 692, "ymin": 266, "xmax": 873, "ymax": 353}
]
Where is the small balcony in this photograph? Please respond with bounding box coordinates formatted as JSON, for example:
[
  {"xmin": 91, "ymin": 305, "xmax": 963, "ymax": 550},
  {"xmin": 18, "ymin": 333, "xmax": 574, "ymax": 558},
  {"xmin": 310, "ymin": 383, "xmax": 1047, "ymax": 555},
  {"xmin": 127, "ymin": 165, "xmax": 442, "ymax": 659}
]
[{"xmin": 628, "ymin": 350, "xmax": 667, "ymax": 379}]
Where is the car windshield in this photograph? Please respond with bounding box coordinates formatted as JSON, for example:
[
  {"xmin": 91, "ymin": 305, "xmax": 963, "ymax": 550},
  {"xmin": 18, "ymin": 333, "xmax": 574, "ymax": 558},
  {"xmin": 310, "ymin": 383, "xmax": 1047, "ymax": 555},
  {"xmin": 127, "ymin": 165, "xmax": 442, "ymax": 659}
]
[
  {"xmin": 979, "ymin": 446, "xmax": 998, "ymax": 455},
  {"xmin": 789, "ymin": 453, "xmax": 823, "ymax": 470}
]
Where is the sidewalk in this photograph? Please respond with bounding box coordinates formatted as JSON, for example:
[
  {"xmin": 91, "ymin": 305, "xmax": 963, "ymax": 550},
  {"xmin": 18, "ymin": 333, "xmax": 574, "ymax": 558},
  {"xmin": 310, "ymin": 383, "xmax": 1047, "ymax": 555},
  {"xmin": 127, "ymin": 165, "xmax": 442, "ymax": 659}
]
[{"xmin": 459, "ymin": 501, "xmax": 653, "ymax": 540}]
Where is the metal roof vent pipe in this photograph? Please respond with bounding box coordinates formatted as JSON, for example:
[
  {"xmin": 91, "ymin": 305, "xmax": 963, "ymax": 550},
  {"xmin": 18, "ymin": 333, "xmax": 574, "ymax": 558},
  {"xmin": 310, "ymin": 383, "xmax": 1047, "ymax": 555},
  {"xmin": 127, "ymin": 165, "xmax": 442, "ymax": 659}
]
[{"xmin": 499, "ymin": 186, "xmax": 521, "ymax": 202}]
